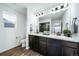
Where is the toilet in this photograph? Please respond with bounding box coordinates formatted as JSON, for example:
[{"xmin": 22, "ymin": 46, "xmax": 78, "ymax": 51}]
[{"xmin": 21, "ymin": 39, "xmax": 26, "ymax": 47}]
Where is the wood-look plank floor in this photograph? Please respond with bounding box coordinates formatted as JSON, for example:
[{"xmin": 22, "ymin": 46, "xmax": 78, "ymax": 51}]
[{"xmin": 0, "ymin": 46, "xmax": 42, "ymax": 56}]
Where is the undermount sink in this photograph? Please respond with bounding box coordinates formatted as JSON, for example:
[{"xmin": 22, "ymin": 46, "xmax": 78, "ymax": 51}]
[
  {"xmin": 43, "ymin": 33, "xmax": 50, "ymax": 35},
  {"xmin": 43, "ymin": 31, "xmax": 50, "ymax": 35}
]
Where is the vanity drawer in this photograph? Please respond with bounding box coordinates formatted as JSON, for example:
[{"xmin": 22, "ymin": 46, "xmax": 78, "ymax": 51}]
[
  {"xmin": 62, "ymin": 41, "xmax": 78, "ymax": 48},
  {"xmin": 39, "ymin": 37, "xmax": 46, "ymax": 42}
]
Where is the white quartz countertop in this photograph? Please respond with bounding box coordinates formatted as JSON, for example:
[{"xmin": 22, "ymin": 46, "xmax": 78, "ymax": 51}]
[{"xmin": 29, "ymin": 33, "xmax": 79, "ymax": 43}]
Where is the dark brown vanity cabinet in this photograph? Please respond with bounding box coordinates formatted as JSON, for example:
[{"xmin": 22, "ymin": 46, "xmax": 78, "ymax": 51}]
[
  {"xmin": 63, "ymin": 46, "xmax": 78, "ymax": 56},
  {"xmin": 29, "ymin": 35, "xmax": 79, "ymax": 56},
  {"xmin": 46, "ymin": 39, "xmax": 62, "ymax": 56},
  {"xmin": 29, "ymin": 35, "xmax": 39, "ymax": 52},
  {"xmin": 29, "ymin": 35, "xmax": 34, "ymax": 49},
  {"xmin": 39, "ymin": 37, "xmax": 47, "ymax": 55},
  {"xmin": 62, "ymin": 41, "xmax": 78, "ymax": 56}
]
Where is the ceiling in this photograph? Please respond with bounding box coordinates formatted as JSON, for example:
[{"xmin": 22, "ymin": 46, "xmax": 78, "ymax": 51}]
[
  {"xmin": 0, "ymin": 3, "xmax": 64, "ymax": 14},
  {"xmin": 0, "ymin": 3, "xmax": 26, "ymax": 14},
  {"xmin": 16, "ymin": 3, "xmax": 63, "ymax": 13},
  {"xmin": 0, "ymin": 3, "xmax": 64, "ymax": 17}
]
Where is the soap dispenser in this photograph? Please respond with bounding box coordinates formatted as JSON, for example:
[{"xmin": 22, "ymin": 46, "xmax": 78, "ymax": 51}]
[{"xmin": 72, "ymin": 17, "xmax": 78, "ymax": 33}]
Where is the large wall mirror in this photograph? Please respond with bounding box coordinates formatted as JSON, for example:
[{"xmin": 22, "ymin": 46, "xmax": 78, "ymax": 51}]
[
  {"xmin": 53, "ymin": 22, "xmax": 61, "ymax": 33},
  {"xmin": 39, "ymin": 22, "xmax": 50, "ymax": 33},
  {"xmin": 51, "ymin": 19, "xmax": 62, "ymax": 35}
]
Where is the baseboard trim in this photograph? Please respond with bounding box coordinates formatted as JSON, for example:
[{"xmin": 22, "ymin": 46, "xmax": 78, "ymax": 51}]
[
  {"xmin": 0, "ymin": 44, "xmax": 21, "ymax": 54},
  {"xmin": 26, "ymin": 46, "xmax": 29, "ymax": 50}
]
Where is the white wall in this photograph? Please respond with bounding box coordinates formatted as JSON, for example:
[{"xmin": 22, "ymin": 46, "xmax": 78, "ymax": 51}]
[
  {"xmin": 0, "ymin": 4, "xmax": 26, "ymax": 53},
  {"xmin": 26, "ymin": 8, "xmax": 38, "ymax": 49},
  {"xmin": 70, "ymin": 4, "xmax": 79, "ymax": 36},
  {"xmin": 62, "ymin": 3, "xmax": 79, "ymax": 35},
  {"xmin": 16, "ymin": 11, "xmax": 26, "ymax": 41},
  {"xmin": 39, "ymin": 18, "xmax": 51, "ymax": 23},
  {"xmin": 62, "ymin": 4, "xmax": 71, "ymax": 31}
]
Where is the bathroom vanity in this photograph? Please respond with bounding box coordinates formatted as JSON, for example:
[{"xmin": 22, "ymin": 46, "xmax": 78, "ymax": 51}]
[
  {"xmin": 28, "ymin": 3, "xmax": 79, "ymax": 56},
  {"xmin": 29, "ymin": 33, "xmax": 79, "ymax": 56}
]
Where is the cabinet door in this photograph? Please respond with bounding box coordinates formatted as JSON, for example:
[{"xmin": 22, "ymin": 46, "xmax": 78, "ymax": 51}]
[
  {"xmin": 62, "ymin": 41, "xmax": 78, "ymax": 56},
  {"xmin": 47, "ymin": 39, "xmax": 62, "ymax": 56},
  {"xmin": 63, "ymin": 46, "xmax": 78, "ymax": 56},
  {"xmin": 33, "ymin": 36, "xmax": 39, "ymax": 52},
  {"xmin": 29, "ymin": 35, "xmax": 39, "ymax": 52},
  {"xmin": 29, "ymin": 35, "xmax": 34, "ymax": 49},
  {"xmin": 39, "ymin": 37, "xmax": 47, "ymax": 55},
  {"xmin": 39, "ymin": 41, "xmax": 46, "ymax": 55}
]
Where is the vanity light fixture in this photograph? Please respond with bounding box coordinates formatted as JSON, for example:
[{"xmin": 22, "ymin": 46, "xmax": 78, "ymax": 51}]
[
  {"xmin": 51, "ymin": 7, "xmax": 58, "ymax": 13},
  {"xmin": 51, "ymin": 8, "xmax": 53, "ymax": 12},
  {"xmin": 64, "ymin": 4, "xmax": 68, "ymax": 8},
  {"xmin": 55, "ymin": 7, "xmax": 58, "ymax": 10},
  {"xmin": 41, "ymin": 12, "xmax": 43, "ymax": 15},
  {"xmin": 36, "ymin": 12, "xmax": 44, "ymax": 17},
  {"xmin": 39, "ymin": 14, "xmax": 40, "ymax": 16},
  {"xmin": 36, "ymin": 13, "xmax": 39, "ymax": 17},
  {"xmin": 36, "ymin": 13, "xmax": 38, "ymax": 16},
  {"xmin": 61, "ymin": 5, "xmax": 64, "ymax": 9},
  {"xmin": 52, "ymin": 9, "xmax": 53, "ymax": 12},
  {"xmin": 51, "ymin": 8, "xmax": 55, "ymax": 12},
  {"xmin": 58, "ymin": 6, "xmax": 61, "ymax": 9},
  {"xmin": 51, "ymin": 4, "xmax": 68, "ymax": 12},
  {"xmin": 67, "ymin": 4, "xmax": 68, "ymax": 7},
  {"xmin": 36, "ymin": 14, "xmax": 37, "ymax": 16},
  {"xmin": 36, "ymin": 4, "xmax": 69, "ymax": 17}
]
